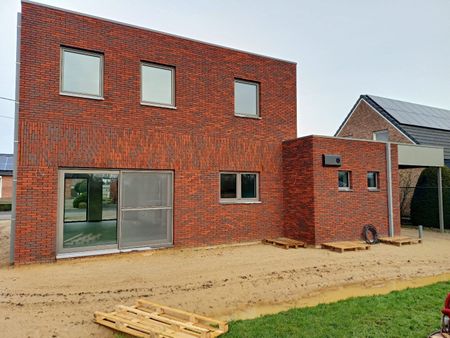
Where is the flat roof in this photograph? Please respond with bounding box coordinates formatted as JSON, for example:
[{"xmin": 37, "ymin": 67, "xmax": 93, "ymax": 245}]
[{"xmin": 22, "ymin": 0, "xmax": 297, "ymax": 65}]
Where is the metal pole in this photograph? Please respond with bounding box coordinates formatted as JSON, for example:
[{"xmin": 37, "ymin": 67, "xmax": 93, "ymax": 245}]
[
  {"xmin": 10, "ymin": 13, "xmax": 21, "ymax": 265},
  {"xmin": 437, "ymin": 167, "xmax": 444, "ymax": 233},
  {"xmin": 418, "ymin": 225, "xmax": 423, "ymax": 239},
  {"xmin": 386, "ymin": 143, "xmax": 394, "ymax": 237}
]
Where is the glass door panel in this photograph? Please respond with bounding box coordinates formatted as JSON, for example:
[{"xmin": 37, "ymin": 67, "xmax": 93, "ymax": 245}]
[
  {"xmin": 62, "ymin": 173, "xmax": 118, "ymax": 249},
  {"xmin": 120, "ymin": 171, "xmax": 173, "ymax": 249}
]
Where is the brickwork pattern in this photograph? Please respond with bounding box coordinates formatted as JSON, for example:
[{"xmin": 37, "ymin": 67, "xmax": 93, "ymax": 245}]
[
  {"xmin": 283, "ymin": 136, "xmax": 400, "ymax": 245},
  {"xmin": 15, "ymin": 2, "xmax": 296, "ymax": 263},
  {"xmin": 337, "ymin": 99, "xmax": 413, "ymax": 144}
]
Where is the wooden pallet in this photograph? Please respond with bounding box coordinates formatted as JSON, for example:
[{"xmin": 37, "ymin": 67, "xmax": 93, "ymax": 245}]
[
  {"xmin": 379, "ymin": 236, "xmax": 422, "ymax": 246},
  {"xmin": 262, "ymin": 237, "xmax": 306, "ymax": 249},
  {"xmin": 321, "ymin": 241, "xmax": 370, "ymax": 253},
  {"xmin": 95, "ymin": 299, "xmax": 228, "ymax": 338}
]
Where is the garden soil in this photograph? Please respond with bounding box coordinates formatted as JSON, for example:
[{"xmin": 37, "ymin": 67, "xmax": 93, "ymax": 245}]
[{"xmin": 0, "ymin": 220, "xmax": 449, "ymax": 338}]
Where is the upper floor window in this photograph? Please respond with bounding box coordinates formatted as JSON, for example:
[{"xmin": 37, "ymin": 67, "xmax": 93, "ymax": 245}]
[
  {"xmin": 60, "ymin": 47, "xmax": 103, "ymax": 99},
  {"xmin": 234, "ymin": 79, "xmax": 259, "ymax": 117},
  {"xmin": 141, "ymin": 63, "xmax": 175, "ymax": 108},
  {"xmin": 373, "ymin": 130, "xmax": 389, "ymax": 142}
]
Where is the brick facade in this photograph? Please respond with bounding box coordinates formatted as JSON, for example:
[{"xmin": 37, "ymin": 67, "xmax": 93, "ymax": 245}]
[
  {"xmin": 283, "ymin": 136, "xmax": 400, "ymax": 245},
  {"xmin": 0, "ymin": 175, "xmax": 13, "ymax": 200},
  {"xmin": 15, "ymin": 2, "xmax": 296, "ymax": 263},
  {"xmin": 337, "ymin": 99, "xmax": 413, "ymax": 143}
]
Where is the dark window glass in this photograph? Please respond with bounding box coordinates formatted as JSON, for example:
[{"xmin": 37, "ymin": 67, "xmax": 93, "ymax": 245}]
[
  {"xmin": 220, "ymin": 174, "xmax": 237, "ymax": 198},
  {"xmin": 367, "ymin": 172, "xmax": 378, "ymax": 189},
  {"xmin": 338, "ymin": 171, "xmax": 350, "ymax": 189},
  {"xmin": 241, "ymin": 174, "xmax": 257, "ymax": 198}
]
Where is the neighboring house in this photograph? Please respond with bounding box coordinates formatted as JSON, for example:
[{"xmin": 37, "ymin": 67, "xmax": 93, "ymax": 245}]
[
  {"xmin": 13, "ymin": 1, "xmax": 402, "ymax": 264},
  {"xmin": 336, "ymin": 95, "xmax": 450, "ymax": 166},
  {"xmin": 0, "ymin": 154, "xmax": 13, "ymax": 201},
  {"xmin": 335, "ymin": 94, "xmax": 450, "ymax": 219}
]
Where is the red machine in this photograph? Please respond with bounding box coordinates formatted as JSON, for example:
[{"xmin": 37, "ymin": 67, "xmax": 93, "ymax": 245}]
[{"xmin": 430, "ymin": 293, "xmax": 450, "ymax": 338}]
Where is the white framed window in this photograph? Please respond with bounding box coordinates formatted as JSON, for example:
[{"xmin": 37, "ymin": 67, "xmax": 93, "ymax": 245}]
[
  {"xmin": 220, "ymin": 172, "xmax": 259, "ymax": 203},
  {"xmin": 0, "ymin": 176, "xmax": 2, "ymax": 198},
  {"xmin": 338, "ymin": 171, "xmax": 351, "ymax": 191},
  {"xmin": 60, "ymin": 47, "xmax": 103, "ymax": 99},
  {"xmin": 367, "ymin": 172, "xmax": 379, "ymax": 190},
  {"xmin": 373, "ymin": 130, "xmax": 389, "ymax": 142},
  {"xmin": 141, "ymin": 62, "xmax": 175, "ymax": 108},
  {"xmin": 234, "ymin": 79, "xmax": 259, "ymax": 117}
]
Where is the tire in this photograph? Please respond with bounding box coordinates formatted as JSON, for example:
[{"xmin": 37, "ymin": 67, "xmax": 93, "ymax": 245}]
[{"xmin": 362, "ymin": 224, "xmax": 379, "ymax": 244}]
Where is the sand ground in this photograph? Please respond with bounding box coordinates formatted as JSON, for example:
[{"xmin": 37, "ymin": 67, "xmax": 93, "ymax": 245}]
[{"xmin": 1, "ymin": 220, "xmax": 449, "ymax": 338}]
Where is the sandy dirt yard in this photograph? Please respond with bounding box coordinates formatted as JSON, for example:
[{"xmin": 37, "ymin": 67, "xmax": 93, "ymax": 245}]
[{"xmin": 0, "ymin": 219, "xmax": 450, "ymax": 338}]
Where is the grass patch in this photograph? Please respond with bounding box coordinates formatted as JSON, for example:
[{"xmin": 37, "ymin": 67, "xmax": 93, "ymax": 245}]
[{"xmin": 225, "ymin": 281, "xmax": 449, "ymax": 338}]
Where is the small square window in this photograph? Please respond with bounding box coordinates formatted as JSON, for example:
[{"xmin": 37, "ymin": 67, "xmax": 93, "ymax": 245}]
[
  {"xmin": 60, "ymin": 47, "xmax": 103, "ymax": 98},
  {"xmin": 220, "ymin": 172, "xmax": 259, "ymax": 202},
  {"xmin": 141, "ymin": 63, "xmax": 175, "ymax": 107},
  {"xmin": 234, "ymin": 80, "xmax": 259, "ymax": 117},
  {"xmin": 367, "ymin": 172, "xmax": 379, "ymax": 190},
  {"xmin": 338, "ymin": 171, "xmax": 351, "ymax": 190}
]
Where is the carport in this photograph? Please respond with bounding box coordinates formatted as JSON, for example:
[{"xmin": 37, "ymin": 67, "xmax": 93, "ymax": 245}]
[{"xmin": 395, "ymin": 143, "xmax": 445, "ymax": 232}]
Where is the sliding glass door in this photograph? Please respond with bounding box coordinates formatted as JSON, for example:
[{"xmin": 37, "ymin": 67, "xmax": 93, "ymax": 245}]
[
  {"xmin": 120, "ymin": 171, "xmax": 173, "ymax": 249},
  {"xmin": 61, "ymin": 172, "xmax": 118, "ymax": 251},
  {"xmin": 58, "ymin": 170, "xmax": 173, "ymax": 255}
]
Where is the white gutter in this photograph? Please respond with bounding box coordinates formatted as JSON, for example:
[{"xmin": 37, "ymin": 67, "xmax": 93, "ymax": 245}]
[
  {"xmin": 10, "ymin": 12, "xmax": 21, "ymax": 265},
  {"xmin": 386, "ymin": 143, "xmax": 394, "ymax": 237}
]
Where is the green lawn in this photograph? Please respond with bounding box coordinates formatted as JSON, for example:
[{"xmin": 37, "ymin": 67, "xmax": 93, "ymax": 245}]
[{"xmin": 224, "ymin": 281, "xmax": 449, "ymax": 338}]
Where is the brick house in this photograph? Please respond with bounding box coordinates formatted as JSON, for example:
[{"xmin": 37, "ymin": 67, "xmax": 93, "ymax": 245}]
[
  {"xmin": 336, "ymin": 95, "xmax": 450, "ymax": 165},
  {"xmin": 335, "ymin": 94, "xmax": 450, "ymax": 220},
  {"xmin": 12, "ymin": 1, "xmax": 401, "ymax": 264},
  {"xmin": 0, "ymin": 154, "xmax": 13, "ymax": 201}
]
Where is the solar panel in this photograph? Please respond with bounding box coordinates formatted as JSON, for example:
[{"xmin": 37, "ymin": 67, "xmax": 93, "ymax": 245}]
[{"xmin": 368, "ymin": 95, "xmax": 450, "ymax": 131}]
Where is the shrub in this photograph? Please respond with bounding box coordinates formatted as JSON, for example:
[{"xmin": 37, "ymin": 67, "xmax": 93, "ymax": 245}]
[
  {"xmin": 410, "ymin": 167, "xmax": 450, "ymax": 229},
  {"xmin": 73, "ymin": 192, "xmax": 87, "ymax": 208}
]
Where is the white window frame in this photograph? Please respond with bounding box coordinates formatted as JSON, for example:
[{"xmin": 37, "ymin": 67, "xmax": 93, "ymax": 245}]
[
  {"xmin": 141, "ymin": 62, "xmax": 176, "ymax": 109},
  {"xmin": 338, "ymin": 170, "xmax": 352, "ymax": 191},
  {"xmin": 234, "ymin": 79, "xmax": 260, "ymax": 118},
  {"xmin": 0, "ymin": 176, "xmax": 2, "ymax": 198},
  {"xmin": 60, "ymin": 47, "xmax": 104, "ymax": 99},
  {"xmin": 367, "ymin": 171, "xmax": 379, "ymax": 191},
  {"xmin": 373, "ymin": 129, "xmax": 389, "ymax": 142},
  {"xmin": 219, "ymin": 172, "xmax": 260, "ymax": 203}
]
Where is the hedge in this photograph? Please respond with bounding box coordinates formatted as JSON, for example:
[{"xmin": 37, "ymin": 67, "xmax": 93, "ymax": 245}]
[{"xmin": 410, "ymin": 167, "xmax": 450, "ymax": 229}]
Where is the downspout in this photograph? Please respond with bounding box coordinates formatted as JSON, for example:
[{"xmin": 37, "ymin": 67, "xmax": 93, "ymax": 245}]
[
  {"xmin": 10, "ymin": 12, "xmax": 21, "ymax": 265},
  {"xmin": 386, "ymin": 142, "xmax": 394, "ymax": 237}
]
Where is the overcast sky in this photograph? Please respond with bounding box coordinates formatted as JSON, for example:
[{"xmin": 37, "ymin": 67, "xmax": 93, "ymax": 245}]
[{"xmin": 1, "ymin": 0, "xmax": 450, "ymax": 154}]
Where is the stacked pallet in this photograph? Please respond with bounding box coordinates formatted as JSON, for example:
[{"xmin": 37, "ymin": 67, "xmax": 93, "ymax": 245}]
[
  {"xmin": 262, "ymin": 237, "xmax": 306, "ymax": 249},
  {"xmin": 379, "ymin": 236, "xmax": 422, "ymax": 246},
  {"xmin": 95, "ymin": 299, "xmax": 228, "ymax": 338},
  {"xmin": 321, "ymin": 241, "xmax": 370, "ymax": 253}
]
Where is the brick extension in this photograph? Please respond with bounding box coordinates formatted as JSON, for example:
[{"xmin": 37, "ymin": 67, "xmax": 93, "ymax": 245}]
[{"xmin": 283, "ymin": 136, "xmax": 400, "ymax": 245}]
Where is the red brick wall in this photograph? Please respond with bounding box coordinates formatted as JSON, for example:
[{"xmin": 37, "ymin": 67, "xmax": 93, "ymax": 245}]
[
  {"xmin": 337, "ymin": 99, "xmax": 413, "ymax": 143},
  {"xmin": 0, "ymin": 175, "xmax": 13, "ymax": 200},
  {"xmin": 283, "ymin": 136, "xmax": 400, "ymax": 245},
  {"xmin": 15, "ymin": 2, "xmax": 297, "ymax": 263},
  {"xmin": 282, "ymin": 138, "xmax": 315, "ymax": 243}
]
